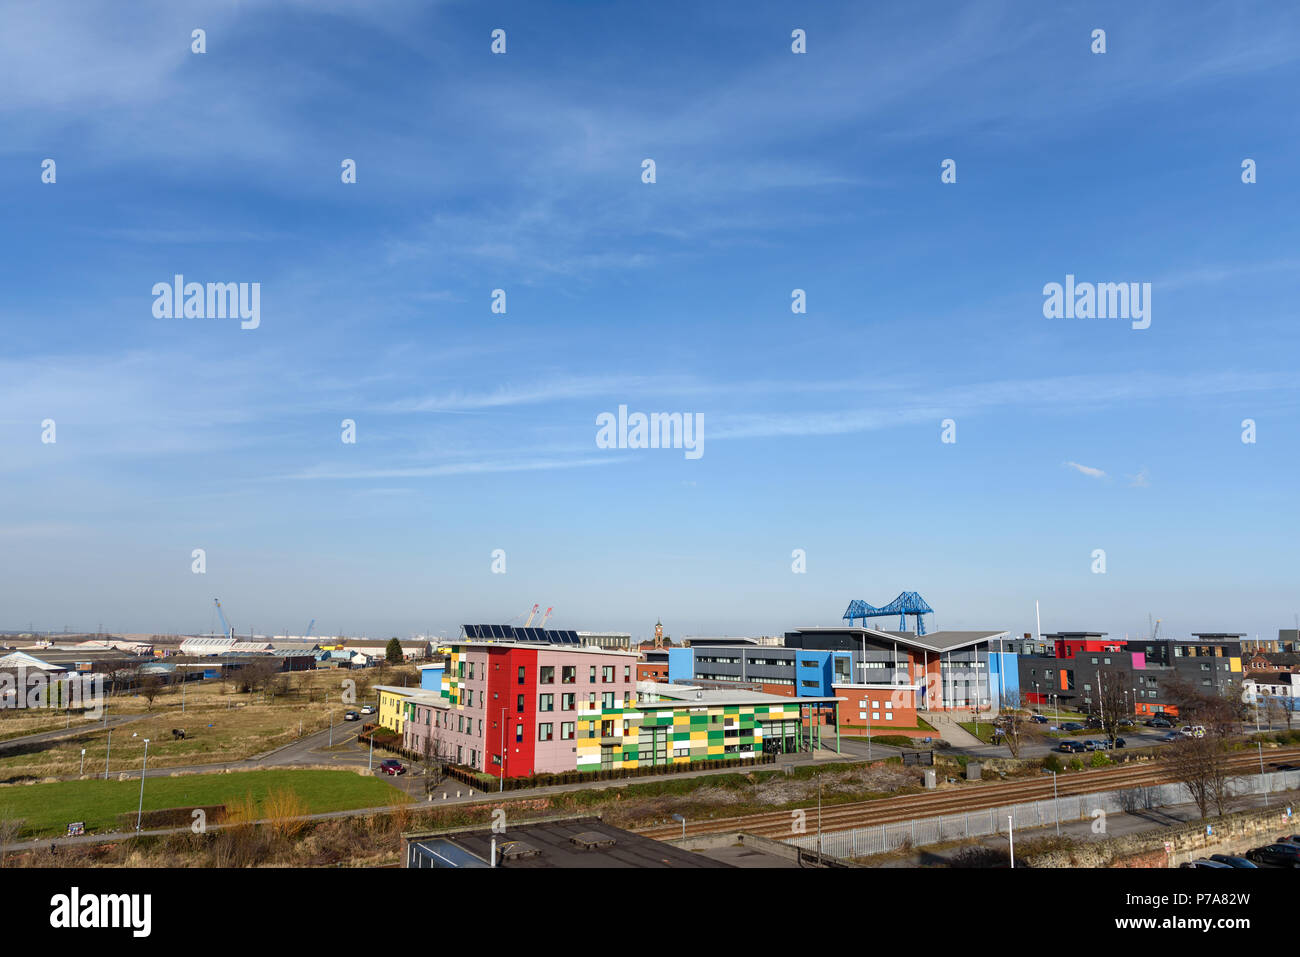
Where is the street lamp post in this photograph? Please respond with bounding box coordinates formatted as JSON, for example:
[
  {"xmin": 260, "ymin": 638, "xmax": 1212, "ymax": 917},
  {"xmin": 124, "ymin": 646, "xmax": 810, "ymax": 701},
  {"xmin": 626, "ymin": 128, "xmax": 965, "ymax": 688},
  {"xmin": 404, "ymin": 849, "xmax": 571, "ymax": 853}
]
[
  {"xmin": 368, "ymin": 733, "xmax": 375, "ymax": 773},
  {"xmin": 499, "ymin": 708, "xmax": 506, "ymax": 792},
  {"xmin": 135, "ymin": 739, "xmax": 151, "ymax": 831},
  {"xmin": 104, "ymin": 730, "xmax": 112, "ymax": 780},
  {"xmin": 1008, "ymin": 814, "xmax": 1015, "ymax": 868},
  {"xmin": 671, "ymin": 813, "xmax": 686, "ymax": 841},
  {"xmin": 80, "ymin": 749, "xmax": 86, "ymax": 777},
  {"xmin": 1259, "ymin": 741, "xmax": 1269, "ymax": 808}
]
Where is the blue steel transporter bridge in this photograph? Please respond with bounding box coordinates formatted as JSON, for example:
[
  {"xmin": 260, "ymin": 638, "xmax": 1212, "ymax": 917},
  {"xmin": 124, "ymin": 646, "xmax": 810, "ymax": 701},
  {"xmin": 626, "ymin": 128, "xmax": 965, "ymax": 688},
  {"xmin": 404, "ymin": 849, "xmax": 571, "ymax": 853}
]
[{"xmin": 842, "ymin": 591, "xmax": 934, "ymax": 635}]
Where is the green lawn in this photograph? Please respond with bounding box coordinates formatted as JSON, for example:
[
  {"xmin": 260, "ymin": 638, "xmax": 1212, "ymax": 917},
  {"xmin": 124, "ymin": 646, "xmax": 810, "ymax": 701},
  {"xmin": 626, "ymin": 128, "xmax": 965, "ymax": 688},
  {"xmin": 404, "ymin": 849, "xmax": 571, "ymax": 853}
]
[{"xmin": 0, "ymin": 768, "xmax": 405, "ymax": 839}]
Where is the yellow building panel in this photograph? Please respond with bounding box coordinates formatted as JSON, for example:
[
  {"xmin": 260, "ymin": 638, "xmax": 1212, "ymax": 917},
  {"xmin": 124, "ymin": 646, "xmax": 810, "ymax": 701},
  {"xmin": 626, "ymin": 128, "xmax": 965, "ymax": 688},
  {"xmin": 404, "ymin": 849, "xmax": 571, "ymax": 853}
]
[{"xmin": 1230, "ymin": 657, "xmax": 1242, "ymax": 673}]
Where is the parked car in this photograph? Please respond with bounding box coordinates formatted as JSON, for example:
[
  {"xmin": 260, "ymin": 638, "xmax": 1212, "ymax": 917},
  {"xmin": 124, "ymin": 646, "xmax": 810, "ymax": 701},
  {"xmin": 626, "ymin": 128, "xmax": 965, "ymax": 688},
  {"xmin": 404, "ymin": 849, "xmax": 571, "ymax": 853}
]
[
  {"xmin": 1276, "ymin": 834, "xmax": 1300, "ymax": 844},
  {"xmin": 1083, "ymin": 740, "xmax": 1104, "ymax": 751},
  {"xmin": 1246, "ymin": 843, "xmax": 1300, "ymax": 867},
  {"xmin": 1271, "ymin": 763, "xmax": 1300, "ymax": 772},
  {"xmin": 379, "ymin": 759, "xmax": 406, "ymax": 776},
  {"xmin": 343, "ymin": 710, "xmax": 360, "ymax": 721},
  {"xmin": 1057, "ymin": 740, "xmax": 1086, "ymax": 753},
  {"xmin": 360, "ymin": 704, "xmax": 376, "ymax": 715},
  {"xmin": 1208, "ymin": 854, "xmax": 1258, "ymax": 868},
  {"xmin": 1113, "ymin": 737, "xmax": 1126, "ymax": 749},
  {"xmin": 1031, "ymin": 714, "xmax": 1049, "ymax": 724},
  {"xmin": 1162, "ymin": 731, "xmax": 1185, "ymax": 742},
  {"xmin": 1180, "ymin": 725, "xmax": 1206, "ymax": 738},
  {"xmin": 1180, "ymin": 859, "xmax": 1233, "ymax": 869},
  {"xmin": 1146, "ymin": 717, "xmax": 1172, "ymax": 728},
  {"xmin": 1061, "ymin": 722, "xmax": 1085, "ymax": 732}
]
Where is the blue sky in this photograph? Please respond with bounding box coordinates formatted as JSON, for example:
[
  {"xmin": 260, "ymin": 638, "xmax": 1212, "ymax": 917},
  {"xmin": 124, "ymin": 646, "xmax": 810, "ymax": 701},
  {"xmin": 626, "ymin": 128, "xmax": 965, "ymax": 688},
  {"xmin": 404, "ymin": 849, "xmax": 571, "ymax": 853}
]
[{"xmin": 2, "ymin": 0, "xmax": 1298, "ymax": 642}]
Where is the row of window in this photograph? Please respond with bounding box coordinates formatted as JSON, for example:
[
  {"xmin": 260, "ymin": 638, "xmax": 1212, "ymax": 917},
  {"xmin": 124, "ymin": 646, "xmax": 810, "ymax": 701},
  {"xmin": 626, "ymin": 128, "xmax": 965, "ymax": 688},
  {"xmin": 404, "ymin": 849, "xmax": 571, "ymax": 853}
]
[{"xmin": 455, "ymin": 661, "xmax": 634, "ymax": 685}]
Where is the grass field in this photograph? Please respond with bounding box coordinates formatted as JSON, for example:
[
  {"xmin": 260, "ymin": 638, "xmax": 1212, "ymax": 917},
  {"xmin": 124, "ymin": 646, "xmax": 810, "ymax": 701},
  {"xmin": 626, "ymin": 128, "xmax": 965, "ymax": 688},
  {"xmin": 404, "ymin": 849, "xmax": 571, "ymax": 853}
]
[
  {"xmin": 0, "ymin": 665, "xmax": 420, "ymax": 780},
  {"xmin": 0, "ymin": 768, "xmax": 407, "ymax": 839}
]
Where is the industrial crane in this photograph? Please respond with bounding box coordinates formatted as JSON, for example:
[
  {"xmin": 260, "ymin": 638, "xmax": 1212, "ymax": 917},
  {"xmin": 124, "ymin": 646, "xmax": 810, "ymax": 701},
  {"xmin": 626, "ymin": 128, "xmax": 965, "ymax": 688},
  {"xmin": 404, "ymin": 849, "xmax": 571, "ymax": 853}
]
[
  {"xmin": 539, "ymin": 606, "xmax": 553, "ymax": 627},
  {"xmin": 523, "ymin": 603, "xmax": 541, "ymax": 627},
  {"xmin": 213, "ymin": 598, "xmax": 234, "ymax": 639},
  {"xmin": 305, "ymin": 619, "xmax": 315, "ymax": 638}
]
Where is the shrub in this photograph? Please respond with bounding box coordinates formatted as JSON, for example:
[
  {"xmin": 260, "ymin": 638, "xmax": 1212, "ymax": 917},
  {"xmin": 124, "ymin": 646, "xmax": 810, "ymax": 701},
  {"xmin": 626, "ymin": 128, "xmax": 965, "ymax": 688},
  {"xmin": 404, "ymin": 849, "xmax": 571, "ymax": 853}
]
[{"xmin": 1042, "ymin": 754, "xmax": 1062, "ymax": 773}]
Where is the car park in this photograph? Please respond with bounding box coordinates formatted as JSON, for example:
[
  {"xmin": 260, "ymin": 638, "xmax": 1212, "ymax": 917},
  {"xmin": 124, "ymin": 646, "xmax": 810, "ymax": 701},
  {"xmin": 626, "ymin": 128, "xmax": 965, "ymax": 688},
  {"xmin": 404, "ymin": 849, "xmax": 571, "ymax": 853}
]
[
  {"xmin": 379, "ymin": 759, "xmax": 406, "ymax": 776},
  {"xmin": 1162, "ymin": 731, "xmax": 1184, "ymax": 742},
  {"xmin": 343, "ymin": 710, "xmax": 360, "ymax": 721},
  {"xmin": 1277, "ymin": 834, "xmax": 1300, "ymax": 844},
  {"xmin": 1180, "ymin": 859, "xmax": 1233, "ymax": 869},
  {"xmin": 1057, "ymin": 740, "xmax": 1086, "ymax": 753},
  {"xmin": 1246, "ymin": 843, "xmax": 1300, "ymax": 867},
  {"xmin": 1208, "ymin": 854, "xmax": 1258, "ymax": 868},
  {"xmin": 1084, "ymin": 739, "xmax": 1107, "ymax": 751}
]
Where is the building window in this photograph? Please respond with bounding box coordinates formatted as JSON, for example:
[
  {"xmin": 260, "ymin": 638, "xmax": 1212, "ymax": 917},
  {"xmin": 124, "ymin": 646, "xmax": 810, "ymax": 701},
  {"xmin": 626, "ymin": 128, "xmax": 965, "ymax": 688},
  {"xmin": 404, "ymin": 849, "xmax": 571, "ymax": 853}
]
[
  {"xmin": 602, "ymin": 666, "xmax": 614, "ymax": 683},
  {"xmin": 467, "ymin": 662, "xmax": 475, "ymax": 680},
  {"xmin": 589, "ymin": 666, "xmax": 597, "ymax": 683},
  {"xmin": 518, "ymin": 665, "xmax": 526, "ymax": 685},
  {"xmin": 562, "ymin": 693, "xmax": 575, "ymax": 711},
  {"xmin": 539, "ymin": 723, "xmax": 553, "ymax": 741},
  {"xmin": 516, "ymin": 723, "xmax": 523, "ymax": 742},
  {"xmin": 540, "ymin": 666, "xmax": 555, "ymax": 684},
  {"xmin": 561, "ymin": 722, "xmax": 575, "ymax": 740},
  {"xmin": 624, "ymin": 666, "xmax": 631, "ymax": 682},
  {"xmin": 539, "ymin": 694, "xmax": 554, "ymax": 712},
  {"xmin": 457, "ymin": 745, "xmax": 463, "ymax": 763},
  {"xmin": 478, "ymin": 719, "xmax": 483, "ymax": 735},
  {"xmin": 562, "ymin": 666, "xmax": 576, "ymax": 684},
  {"xmin": 602, "ymin": 692, "xmax": 615, "ymax": 709}
]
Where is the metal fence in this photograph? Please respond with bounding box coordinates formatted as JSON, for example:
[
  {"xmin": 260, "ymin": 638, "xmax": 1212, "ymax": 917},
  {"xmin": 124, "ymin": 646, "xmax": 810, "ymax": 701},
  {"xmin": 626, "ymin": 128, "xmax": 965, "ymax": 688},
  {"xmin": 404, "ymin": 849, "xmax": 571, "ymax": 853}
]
[{"xmin": 787, "ymin": 769, "xmax": 1300, "ymax": 859}]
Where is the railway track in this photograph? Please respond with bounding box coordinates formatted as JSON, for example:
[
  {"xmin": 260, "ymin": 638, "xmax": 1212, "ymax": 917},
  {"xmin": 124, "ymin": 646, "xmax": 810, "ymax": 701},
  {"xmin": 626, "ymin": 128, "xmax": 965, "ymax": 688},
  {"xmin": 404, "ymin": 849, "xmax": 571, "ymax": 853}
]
[{"xmin": 636, "ymin": 746, "xmax": 1300, "ymax": 842}]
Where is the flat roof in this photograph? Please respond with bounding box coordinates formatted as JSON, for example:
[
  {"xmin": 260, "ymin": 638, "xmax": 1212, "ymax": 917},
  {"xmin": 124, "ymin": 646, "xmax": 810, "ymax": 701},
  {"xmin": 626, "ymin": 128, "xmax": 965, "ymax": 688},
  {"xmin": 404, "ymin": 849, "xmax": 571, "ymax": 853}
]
[
  {"xmin": 407, "ymin": 816, "xmax": 729, "ymax": 869},
  {"xmin": 450, "ymin": 640, "xmax": 640, "ymax": 658},
  {"xmin": 792, "ymin": 626, "xmax": 1010, "ymax": 654}
]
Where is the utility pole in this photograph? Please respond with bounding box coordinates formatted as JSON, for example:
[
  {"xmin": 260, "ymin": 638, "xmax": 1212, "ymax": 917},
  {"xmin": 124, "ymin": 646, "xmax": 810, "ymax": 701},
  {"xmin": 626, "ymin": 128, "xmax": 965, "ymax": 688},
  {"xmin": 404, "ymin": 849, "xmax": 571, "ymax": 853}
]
[
  {"xmin": 135, "ymin": 739, "xmax": 151, "ymax": 831},
  {"xmin": 1259, "ymin": 742, "xmax": 1269, "ymax": 808},
  {"xmin": 1008, "ymin": 814, "xmax": 1015, "ymax": 868},
  {"xmin": 104, "ymin": 730, "xmax": 112, "ymax": 780}
]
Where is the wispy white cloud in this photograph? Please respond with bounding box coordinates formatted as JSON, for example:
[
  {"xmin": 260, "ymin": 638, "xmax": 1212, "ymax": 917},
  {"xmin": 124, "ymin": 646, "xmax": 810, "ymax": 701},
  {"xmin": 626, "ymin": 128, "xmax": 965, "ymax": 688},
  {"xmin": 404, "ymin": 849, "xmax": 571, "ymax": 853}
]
[
  {"xmin": 1128, "ymin": 467, "xmax": 1151, "ymax": 488},
  {"xmin": 1064, "ymin": 461, "xmax": 1107, "ymax": 479}
]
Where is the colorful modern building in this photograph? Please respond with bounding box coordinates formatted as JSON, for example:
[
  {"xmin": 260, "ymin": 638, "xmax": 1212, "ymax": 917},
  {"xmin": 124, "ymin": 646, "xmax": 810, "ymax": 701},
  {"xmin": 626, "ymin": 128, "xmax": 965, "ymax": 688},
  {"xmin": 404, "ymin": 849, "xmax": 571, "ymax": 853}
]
[
  {"xmin": 1018, "ymin": 632, "xmax": 1245, "ymax": 717},
  {"xmin": 575, "ymin": 683, "xmax": 841, "ymax": 772},
  {"xmin": 436, "ymin": 630, "xmax": 642, "ymax": 778}
]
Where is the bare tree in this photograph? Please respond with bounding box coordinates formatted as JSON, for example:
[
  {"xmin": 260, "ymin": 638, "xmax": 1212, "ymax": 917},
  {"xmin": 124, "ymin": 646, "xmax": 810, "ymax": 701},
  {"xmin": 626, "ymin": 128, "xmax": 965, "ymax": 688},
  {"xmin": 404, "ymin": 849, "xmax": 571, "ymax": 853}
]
[
  {"xmin": 140, "ymin": 673, "xmax": 164, "ymax": 710},
  {"xmin": 419, "ymin": 729, "xmax": 452, "ymax": 795},
  {"xmin": 0, "ymin": 815, "xmax": 24, "ymax": 867},
  {"xmin": 996, "ymin": 692, "xmax": 1035, "ymax": 758},
  {"xmin": 1164, "ymin": 735, "xmax": 1235, "ymax": 819},
  {"xmin": 1161, "ymin": 671, "xmax": 1246, "ymax": 738},
  {"xmin": 1097, "ymin": 669, "xmax": 1131, "ymax": 744}
]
